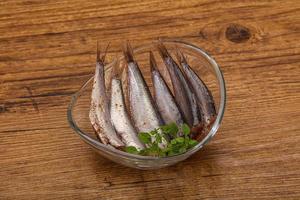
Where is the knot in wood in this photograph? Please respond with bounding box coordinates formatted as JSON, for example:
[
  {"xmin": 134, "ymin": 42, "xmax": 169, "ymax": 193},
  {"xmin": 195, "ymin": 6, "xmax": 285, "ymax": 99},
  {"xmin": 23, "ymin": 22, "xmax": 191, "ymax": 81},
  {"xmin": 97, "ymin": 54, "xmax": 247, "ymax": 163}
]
[{"xmin": 225, "ymin": 24, "xmax": 251, "ymax": 43}]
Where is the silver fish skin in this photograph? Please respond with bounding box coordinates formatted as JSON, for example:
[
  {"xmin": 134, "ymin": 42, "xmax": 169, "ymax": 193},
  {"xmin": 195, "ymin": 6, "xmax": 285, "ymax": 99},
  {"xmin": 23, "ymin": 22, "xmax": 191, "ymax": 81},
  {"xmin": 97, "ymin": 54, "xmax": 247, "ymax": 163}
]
[
  {"xmin": 123, "ymin": 43, "xmax": 167, "ymax": 148},
  {"xmin": 110, "ymin": 77, "xmax": 145, "ymax": 150},
  {"xmin": 157, "ymin": 42, "xmax": 200, "ymax": 127},
  {"xmin": 191, "ymin": 92, "xmax": 200, "ymax": 125},
  {"xmin": 89, "ymin": 47, "xmax": 124, "ymax": 148},
  {"xmin": 89, "ymin": 106, "xmax": 108, "ymax": 143},
  {"xmin": 150, "ymin": 52, "xmax": 183, "ymax": 126},
  {"xmin": 178, "ymin": 51, "xmax": 216, "ymax": 124}
]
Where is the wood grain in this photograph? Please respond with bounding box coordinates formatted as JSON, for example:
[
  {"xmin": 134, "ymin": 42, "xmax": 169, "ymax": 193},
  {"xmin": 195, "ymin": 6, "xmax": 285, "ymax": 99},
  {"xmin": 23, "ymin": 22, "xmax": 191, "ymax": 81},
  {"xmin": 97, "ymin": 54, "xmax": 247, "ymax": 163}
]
[{"xmin": 0, "ymin": 0, "xmax": 300, "ymax": 199}]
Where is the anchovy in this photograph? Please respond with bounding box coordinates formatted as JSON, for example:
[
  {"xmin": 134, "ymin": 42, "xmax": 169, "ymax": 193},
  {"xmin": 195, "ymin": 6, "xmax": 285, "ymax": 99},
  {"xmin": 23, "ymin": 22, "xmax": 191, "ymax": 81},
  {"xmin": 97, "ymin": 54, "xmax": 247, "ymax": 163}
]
[
  {"xmin": 123, "ymin": 43, "xmax": 167, "ymax": 148},
  {"xmin": 110, "ymin": 64, "xmax": 145, "ymax": 150},
  {"xmin": 150, "ymin": 52, "xmax": 183, "ymax": 126},
  {"xmin": 157, "ymin": 42, "xmax": 200, "ymax": 127},
  {"xmin": 89, "ymin": 45, "xmax": 124, "ymax": 148},
  {"xmin": 178, "ymin": 51, "xmax": 216, "ymax": 124}
]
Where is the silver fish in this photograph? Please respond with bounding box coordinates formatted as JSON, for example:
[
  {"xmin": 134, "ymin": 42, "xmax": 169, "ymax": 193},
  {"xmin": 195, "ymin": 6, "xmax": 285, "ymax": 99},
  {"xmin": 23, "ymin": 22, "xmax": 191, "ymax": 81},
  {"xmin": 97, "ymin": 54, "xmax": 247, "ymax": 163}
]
[
  {"xmin": 150, "ymin": 51, "xmax": 183, "ymax": 126},
  {"xmin": 157, "ymin": 42, "xmax": 200, "ymax": 127},
  {"xmin": 110, "ymin": 63, "xmax": 145, "ymax": 150},
  {"xmin": 89, "ymin": 45, "xmax": 124, "ymax": 148},
  {"xmin": 178, "ymin": 51, "xmax": 216, "ymax": 124},
  {"xmin": 123, "ymin": 43, "xmax": 167, "ymax": 148}
]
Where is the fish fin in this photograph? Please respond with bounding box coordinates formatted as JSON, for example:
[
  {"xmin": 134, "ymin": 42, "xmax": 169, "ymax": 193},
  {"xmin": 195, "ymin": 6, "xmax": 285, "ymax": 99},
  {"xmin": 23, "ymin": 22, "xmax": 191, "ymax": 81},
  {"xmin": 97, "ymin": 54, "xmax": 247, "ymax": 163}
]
[
  {"xmin": 96, "ymin": 41, "xmax": 110, "ymax": 65},
  {"xmin": 149, "ymin": 51, "xmax": 158, "ymax": 72},
  {"xmin": 122, "ymin": 41, "xmax": 135, "ymax": 63},
  {"xmin": 156, "ymin": 41, "xmax": 171, "ymax": 60}
]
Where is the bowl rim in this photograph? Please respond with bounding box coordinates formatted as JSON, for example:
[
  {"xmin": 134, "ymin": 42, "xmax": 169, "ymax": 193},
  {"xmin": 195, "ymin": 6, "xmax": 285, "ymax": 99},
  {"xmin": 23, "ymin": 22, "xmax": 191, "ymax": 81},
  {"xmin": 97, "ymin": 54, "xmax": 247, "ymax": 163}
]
[{"xmin": 67, "ymin": 38, "xmax": 226, "ymax": 161}]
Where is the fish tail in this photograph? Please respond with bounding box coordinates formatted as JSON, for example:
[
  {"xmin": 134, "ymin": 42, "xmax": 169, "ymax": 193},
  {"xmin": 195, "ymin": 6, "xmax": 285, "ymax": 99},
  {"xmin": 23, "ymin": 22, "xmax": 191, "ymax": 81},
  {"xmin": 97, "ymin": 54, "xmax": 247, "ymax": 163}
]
[
  {"xmin": 156, "ymin": 41, "xmax": 170, "ymax": 60},
  {"xmin": 122, "ymin": 41, "xmax": 135, "ymax": 63},
  {"xmin": 96, "ymin": 41, "xmax": 110, "ymax": 65},
  {"xmin": 149, "ymin": 51, "xmax": 158, "ymax": 72}
]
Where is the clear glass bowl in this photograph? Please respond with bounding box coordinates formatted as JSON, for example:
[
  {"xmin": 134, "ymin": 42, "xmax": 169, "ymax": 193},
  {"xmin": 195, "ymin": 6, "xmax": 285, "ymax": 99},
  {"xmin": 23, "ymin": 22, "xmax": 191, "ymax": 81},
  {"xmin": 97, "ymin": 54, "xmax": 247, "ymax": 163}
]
[{"xmin": 67, "ymin": 39, "xmax": 226, "ymax": 169}]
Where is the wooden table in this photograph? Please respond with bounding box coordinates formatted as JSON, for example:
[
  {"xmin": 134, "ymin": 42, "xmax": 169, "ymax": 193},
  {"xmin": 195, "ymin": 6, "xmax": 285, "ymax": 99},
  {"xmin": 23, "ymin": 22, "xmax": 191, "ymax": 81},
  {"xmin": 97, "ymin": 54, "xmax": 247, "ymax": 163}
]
[{"xmin": 1, "ymin": 1, "xmax": 299, "ymax": 199}]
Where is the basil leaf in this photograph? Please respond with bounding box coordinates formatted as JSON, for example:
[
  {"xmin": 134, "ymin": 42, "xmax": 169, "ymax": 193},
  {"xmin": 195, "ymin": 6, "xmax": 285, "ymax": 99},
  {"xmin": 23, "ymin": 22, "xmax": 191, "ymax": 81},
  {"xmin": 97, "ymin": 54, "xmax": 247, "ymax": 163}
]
[
  {"xmin": 138, "ymin": 132, "xmax": 152, "ymax": 144},
  {"xmin": 188, "ymin": 139, "xmax": 198, "ymax": 148},
  {"xmin": 179, "ymin": 147, "xmax": 187, "ymax": 153},
  {"xmin": 161, "ymin": 122, "xmax": 178, "ymax": 137},
  {"xmin": 171, "ymin": 139, "xmax": 177, "ymax": 145},
  {"xmin": 182, "ymin": 123, "xmax": 190, "ymax": 136},
  {"xmin": 155, "ymin": 134, "xmax": 162, "ymax": 143},
  {"xmin": 125, "ymin": 146, "xmax": 139, "ymax": 154},
  {"xmin": 175, "ymin": 137, "xmax": 185, "ymax": 143}
]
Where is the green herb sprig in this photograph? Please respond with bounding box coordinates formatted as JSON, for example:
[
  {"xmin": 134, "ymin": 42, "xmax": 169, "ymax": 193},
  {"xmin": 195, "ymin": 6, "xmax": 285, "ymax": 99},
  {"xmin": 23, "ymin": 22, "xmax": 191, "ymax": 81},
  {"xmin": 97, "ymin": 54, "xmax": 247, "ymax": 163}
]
[{"xmin": 125, "ymin": 123, "xmax": 198, "ymax": 157}]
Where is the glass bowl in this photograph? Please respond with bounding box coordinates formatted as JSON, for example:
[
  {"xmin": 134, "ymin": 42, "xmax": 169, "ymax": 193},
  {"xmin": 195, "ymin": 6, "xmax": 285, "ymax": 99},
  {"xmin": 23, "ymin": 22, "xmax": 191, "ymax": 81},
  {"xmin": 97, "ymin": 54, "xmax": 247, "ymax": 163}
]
[{"xmin": 67, "ymin": 39, "xmax": 226, "ymax": 169}]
